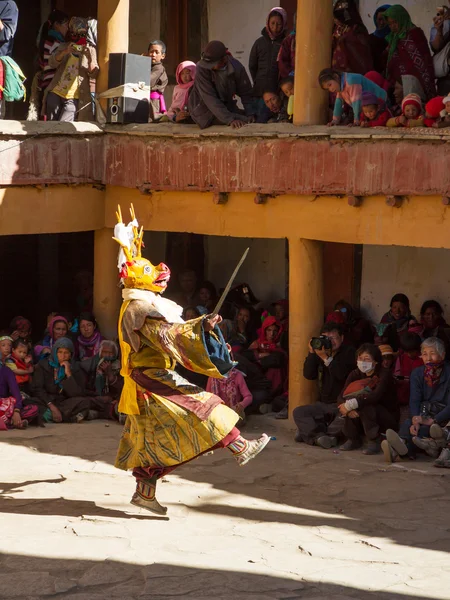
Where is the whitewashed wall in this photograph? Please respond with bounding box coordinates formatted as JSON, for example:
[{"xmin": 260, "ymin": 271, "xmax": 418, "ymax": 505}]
[
  {"xmin": 360, "ymin": 0, "xmax": 438, "ymax": 38},
  {"xmin": 361, "ymin": 245, "xmax": 450, "ymax": 324}
]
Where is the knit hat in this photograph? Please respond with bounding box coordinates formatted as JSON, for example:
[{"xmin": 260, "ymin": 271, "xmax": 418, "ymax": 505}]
[
  {"xmin": 361, "ymin": 91, "xmax": 379, "ymax": 107},
  {"xmin": 379, "ymin": 344, "xmax": 394, "ymax": 356},
  {"xmin": 402, "ymin": 93, "xmax": 422, "ymax": 113},
  {"xmin": 425, "ymin": 96, "xmax": 444, "ymax": 118}
]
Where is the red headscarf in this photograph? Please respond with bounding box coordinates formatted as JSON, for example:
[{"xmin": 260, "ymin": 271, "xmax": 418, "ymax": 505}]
[{"xmin": 258, "ymin": 316, "xmax": 283, "ymax": 351}]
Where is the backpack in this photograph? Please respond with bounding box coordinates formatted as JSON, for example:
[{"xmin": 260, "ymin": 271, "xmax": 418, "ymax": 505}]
[{"xmin": 0, "ymin": 56, "xmax": 26, "ymax": 102}]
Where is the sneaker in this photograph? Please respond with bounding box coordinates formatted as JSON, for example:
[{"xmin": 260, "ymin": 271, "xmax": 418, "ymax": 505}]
[
  {"xmin": 130, "ymin": 493, "xmax": 168, "ymax": 515},
  {"xmin": 434, "ymin": 447, "xmax": 450, "ymax": 468},
  {"xmin": 74, "ymin": 412, "xmax": 85, "ymax": 424},
  {"xmin": 362, "ymin": 440, "xmax": 381, "ymax": 455},
  {"xmin": 235, "ymin": 434, "xmax": 271, "ymax": 466},
  {"xmin": 430, "ymin": 424, "xmax": 450, "ymax": 444},
  {"xmin": 385, "ymin": 429, "xmax": 408, "ymax": 456},
  {"xmin": 339, "ymin": 439, "xmax": 362, "ymax": 451},
  {"xmin": 259, "ymin": 403, "xmax": 272, "ymax": 415},
  {"xmin": 315, "ymin": 435, "xmax": 337, "ymax": 449},
  {"xmin": 275, "ymin": 407, "xmax": 288, "ymax": 420},
  {"xmin": 412, "ymin": 437, "xmax": 441, "ymax": 458},
  {"xmin": 87, "ymin": 410, "xmax": 100, "ymax": 421},
  {"xmin": 381, "ymin": 439, "xmax": 399, "ymax": 464}
]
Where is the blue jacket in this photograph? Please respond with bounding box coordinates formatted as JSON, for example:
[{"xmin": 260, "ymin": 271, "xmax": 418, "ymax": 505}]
[
  {"xmin": 333, "ymin": 72, "xmax": 387, "ymax": 123},
  {"xmin": 0, "ymin": 1, "xmax": 18, "ymax": 57},
  {"xmin": 409, "ymin": 362, "xmax": 450, "ymax": 423}
]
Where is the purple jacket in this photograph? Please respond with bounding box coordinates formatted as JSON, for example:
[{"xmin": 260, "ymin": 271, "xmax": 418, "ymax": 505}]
[{"xmin": 0, "ymin": 364, "xmax": 22, "ymax": 408}]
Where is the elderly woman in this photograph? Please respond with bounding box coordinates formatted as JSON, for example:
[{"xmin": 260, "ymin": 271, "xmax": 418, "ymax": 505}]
[
  {"xmin": 384, "ymin": 5, "xmax": 436, "ymax": 102},
  {"xmin": 76, "ymin": 311, "xmax": 103, "ymax": 360},
  {"xmin": 383, "ymin": 337, "xmax": 450, "ymax": 462},
  {"xmin": 332, "ymin": 0, "xmax": 374, "ymax": 75},
  {"xmin": 31, "ymin": 337, "xmax": 93, "ymax": 423}
]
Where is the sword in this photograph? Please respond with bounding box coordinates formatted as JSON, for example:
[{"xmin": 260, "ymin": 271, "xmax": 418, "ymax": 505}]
[{"xmin": 210, "ymin": 248, "xmax": 250, "ymax": 317}]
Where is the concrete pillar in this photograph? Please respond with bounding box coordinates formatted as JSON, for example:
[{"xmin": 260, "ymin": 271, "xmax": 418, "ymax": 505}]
[
  {"xmin": 93, "ymin": 228, "xmax": 121, "ymax": 340},
  {"xmin": 288, "ymin": 238, "xmax": 324, "ymax": 417},
  {"xmin": 293, "ymin": 0, "xmax": 333, "ymax": 125},
  {"xmin": 97, "ymin": 0, "xmax": 130, "ymax": 96}
]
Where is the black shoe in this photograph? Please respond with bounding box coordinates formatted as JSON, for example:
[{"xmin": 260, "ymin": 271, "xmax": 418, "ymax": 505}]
[
  {"xmin": 339, "ymin": 439, "xmax": 362, "ymax": 451},
  {"xmin": 315, "ymin": 435, "xmax": 338, "ymax": 449},
  {"xmin": 362, "ymin": 439, "xmax": 381, "ymax": 455}
]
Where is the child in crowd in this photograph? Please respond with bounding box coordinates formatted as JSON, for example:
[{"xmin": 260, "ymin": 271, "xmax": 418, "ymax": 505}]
[
  {"xmin": 386, "ymin": 93, "xmax": 423, "ymax": 128},
  {"xmin": 423, "ymin": 96, "xmax": 444, "ymax": 127},
  {"xmin": 318, "ymin": 68, "xmax": 387, "ymax": 126},
  {"xmin": 394, "ymin": 332, "xmax": 423, "ymax": 424},
  {"xmin": 166, "ymin": 61, "xmax": 196, "ymax": 123},
  {"xmin": 7, "ymin": 339, "xmax": 34, "ymax": 392},
  {"xmin": 9, "ymin": 316, "xmax": 33, "ymax": 349},
  {"xmin": 379, "ymin": 344, "xmax": 395, "ymax": 370},
  {"xmin": 360, "ymin": 91, "xmax": 391, "ymax": 127},
  {"xmin": 147, "ymin": 40, "xmax": 168, "ymax": 122},
  {"xmin": 0, "ymin": 335, "xmax": 12, "ymax": 364},
  {"xmin": 206, "ymin": 364, "xmax": 253, "ymax": 420},
  {"xmin": 183, "ymin": 306, "xmax": 201, "ymax": 321},
  {"xmin": 280, "ymin": 76, "xmax": 294, "ymax": 121},
  {"xmin": 432, "ymin": 95, "xmax": 450, "ymax": 128}
]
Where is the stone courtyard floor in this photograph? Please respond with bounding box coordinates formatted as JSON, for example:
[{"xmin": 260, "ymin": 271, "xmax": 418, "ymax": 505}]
[{"xmin": 1, "ymin": 415, "xmax": 450, "ymax": 600}]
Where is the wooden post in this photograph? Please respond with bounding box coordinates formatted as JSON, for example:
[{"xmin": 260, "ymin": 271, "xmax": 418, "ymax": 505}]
[{"xmin": 93, "ymin": 228, "xmax": 121, "ymax": 339}]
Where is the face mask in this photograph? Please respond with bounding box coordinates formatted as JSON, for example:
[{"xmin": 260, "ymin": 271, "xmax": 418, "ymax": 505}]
[{"xmin": 357, "ymin": 360, "xmax": 374, "ymax": 373}]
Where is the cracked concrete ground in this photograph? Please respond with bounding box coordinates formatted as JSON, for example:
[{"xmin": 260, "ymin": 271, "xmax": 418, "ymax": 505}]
[{"xmin": 1, "ymin": 415, "xmax": 449, "ymax": 600}]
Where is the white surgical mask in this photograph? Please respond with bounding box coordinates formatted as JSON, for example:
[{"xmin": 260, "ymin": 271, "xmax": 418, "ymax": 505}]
[{"xmin": 357, "ymin": 360, "xmax": 374, "ymax": 373}]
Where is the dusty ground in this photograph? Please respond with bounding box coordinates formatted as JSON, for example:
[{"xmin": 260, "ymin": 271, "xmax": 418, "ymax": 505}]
[{"xmin": 1, "ymin": 415, "xmax": 449, "ymax": 600}]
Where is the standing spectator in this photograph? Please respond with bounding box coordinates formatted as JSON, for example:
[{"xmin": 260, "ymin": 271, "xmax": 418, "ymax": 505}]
[
  {"xmin": 384, "ymin": 5, "xmax": 436, "ymax": 102},
  {"xmin": 146, "ymin": 40, "xmax": 168, "ymax": 121},
  {"xmin": 249, "ymin": 6, "xmax": 287, "ymax": 119},
  {"xmin": 0, "ymin": 0, "xmax": 18, "ymax": 119},
  {"xmin": 166, "ymin": 60, "xmax": 196, "ymax": 123},
  {"xmin": 277, "ymin": 11, "xmax": 296, "ymax": 79},
  {"xmin": 369, "ymin": 4, "xmax": 391, "ymax": 74},
  {"xmin": 39, "ymin": 10, "xmax": 69, "ymax": 93},
  {"xmin": 430, "ymin": 4, "xmax": 450, "ymax": 96},
  {"xmin": 332, "ymin": 0, "xmax": 373, "ymax": 75},
  {"xmin": 189, "ymin": 40, "xmax": 255, "ymax": 129}
]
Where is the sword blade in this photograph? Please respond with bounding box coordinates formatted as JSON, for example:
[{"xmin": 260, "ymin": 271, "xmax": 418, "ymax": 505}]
[{"xmin": 211, "ymin": 247, "xmax": 250, "ymax": 317}]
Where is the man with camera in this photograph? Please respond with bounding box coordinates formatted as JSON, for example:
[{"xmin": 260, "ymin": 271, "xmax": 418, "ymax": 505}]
[{"xmin": 293, "ymin": 323, "xmax": 356, "ymax": 448}]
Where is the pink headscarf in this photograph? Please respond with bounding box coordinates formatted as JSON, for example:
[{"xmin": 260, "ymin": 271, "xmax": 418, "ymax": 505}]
[
  {"xmin": 266, "ymin": 6, "xmax": 288, "ymax": 40},
  {"xmin": 167, "ymin": 61, "xmax": 196, "ymax": 119}
]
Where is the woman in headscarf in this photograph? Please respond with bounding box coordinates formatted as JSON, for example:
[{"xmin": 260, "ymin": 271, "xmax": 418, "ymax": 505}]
[
  {"xmin": 249, "ymin": 316, "xmax": 287, "ymax": 397},
  {"xmin": 42, "ymin": 16, "xmax": 99, "ymax": 122},
  {"xmin": 34, "ymin": 315, "xmax": 69, "ymax": 360},
  {"xmin": 332, "ymin": 0, "xmax": 374, "ymax": 75},
  {"xmin": 31, "ymin": 337, "xmax": 92, "ymax": 423},
  {"xmin": 384, "ymin": 5, "xmax": 436, "ymax": 102},
  {"xmin": 249, "ymin": 6, "xmax": 287, "ymax": 110},
  {"xmin": 369, "ymin": 4, "xmax": 391, "ymax": 74},
  {"xmin": 166, "ymin": 60, "xmax": 196, "ymax": 123},
  {"xmin": 75, "ymin": 311, "xmax": 103, "ymax": 360}
]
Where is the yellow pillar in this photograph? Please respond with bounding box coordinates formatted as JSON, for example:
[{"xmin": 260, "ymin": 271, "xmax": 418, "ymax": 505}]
[
  {"xmin": 97, "ymin": 0, "xmax": 130, "ymax": 96},
  {"xmin": 293, "ymin": 0, "xmax": 333, "ymax": 125},
  {"xmin": 93, "ymin": 228, "xmax": 121, "ymax": 340},
  {"xmin": 288, "ymin": 238, "xmax": 324, "ymax": 417}
]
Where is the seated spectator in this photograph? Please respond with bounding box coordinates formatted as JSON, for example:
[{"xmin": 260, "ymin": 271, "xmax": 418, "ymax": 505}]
[
  {"xmin": 338, "ymin": 343, "xmax": 398, "ymax": 454},
  {"xmin": 0, "ymin": 361, "xmax": 38, "ymax": 430},
  {"xmin": 277, "ymin": 12, "xmax": 295, "ymax": 79},
  {"xmin": 183, "ymin": 306, "xmax": 201, "ymax": 321},
  {"xmin": 7, "ymin": 339, "xmax": 33, "ymax": 392},
  {"xmin": 280, "ymin": 76, "xmax": 294, "ymax": 120},
  {"xmin": 381, "ymin": 293, "xmax": 414, "ymax": 349},
  {"xmin": 379, "ymin": 344, "xmax": 395, "ymax": 370},
  {"xmin": 394, "ymin": 331, "xmax": 423, "ymax": 423},
  {"xmin": 198, "ymin": 281, "xmax": 218, "ymax": 313},
  {"xmin": 166, "ymin": 60, "xmax": 196, "ymax": 123},
  {"xmin": 35, "ymin": 315, "xmax": 69, "ymax": 359},
  {"xmin": 258, "ymin": 90, "xmax": 289, "ymax": 123},
  {"xmin": 9, "ymin": 316, "xmax": 33, "ymax": 349},
  {"xmin": 80, "ymin": 340, "xmax": 122, "ymax": 418},
  {"xmin": 294, "ymin": 323, "xmax": 356, "ymax": 448},
  {"xmin": 76, "ymin": 311, "xmax": 103, "ymax": 360},
  {"xmin": 432, "ymin": 95, "xmax": 450, "ymax": 128},
  {"xmin": 360, "ymin": 91, "xmax": 391, "ymax": 127},
  {"xmin": 249, "ymin": 6, "xmax": 287, "ymax": 120},
  {"xmin": 423, "ymin": 96, "xmax": 445, "ymax": 127},
  {"xmin": 430, "ymin": 6, "xmax": 450, "ymax": 96},
  {"xmin": 0, "ymin": 335, "xmax": 12, "ymax": 363},
  {"xmin": 230, "ymin": 306, "xmax": 255, "ymax": 352},
  {"xmin": 189, "ymin": 40, "xmax": 255, "ymax": 129},
  {"xmin": 333, "ymin": 300, "xmax": 373, "ymax": 347},
  {"xmin": 419, "ymin": 299, "xmax": 450, "ymax": 356},
  {"xmin": 249, "ymin": 316, "xmax": 287, "ymax": 397},
  {"xmin": 170, "ymin": 269, "xmax": 199, "ymax": 309},
  {"xmin": 32, "ymin": 337, "xmax": 95, "ymax": 423},
  {"xmin": 383, "ymin": 337, "xmax": 450, "ymax": 462},
  {"xmin": 206, "ymin": 363, "xmax": 252, "ymax": 420},
  {"xmin": 332, "ymin": 0, "xmax": 373, "ymax": 75},
  {"xmin": 386, "ymin": 93, "xmax": 423, "ymax": 127},
  {"xmin": 369, "ymin": 4, "xmax": 391, "ymax": 74},
  {"xmin": 384, "ymin": 5, "xmax": 436, "ymax": 102},
  {"xmin": 43, "ymin": 16, "xmax": 98, "ymax": 122},
  {"xmin": 146, "ymin": 40, "xmax": 168, "ymax": 121},
  {"xmin": 319, "ymin": 68, "xmax": 386, "ymax": 126}
]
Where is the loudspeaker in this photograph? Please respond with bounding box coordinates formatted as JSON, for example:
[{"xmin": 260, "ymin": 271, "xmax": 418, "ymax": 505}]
[{"xmin": 107, "ymin": 53, "xmax": 152, "ymax": 124}]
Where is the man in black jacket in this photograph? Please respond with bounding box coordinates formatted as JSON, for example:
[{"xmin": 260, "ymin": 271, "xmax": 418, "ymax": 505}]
[
  {"xmin": 293, "ymin": 323, "xmax": 356, "ymax": 448},
  {"xmin": 188, "ymin": 40, "xmax": 255, "ymax": 129},
  {"xmin": 0, "ymin": 1, "xmax": 18, "ymax": 119}
]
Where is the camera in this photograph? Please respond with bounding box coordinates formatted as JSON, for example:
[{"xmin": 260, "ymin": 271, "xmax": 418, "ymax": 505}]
[{"xmin": 310, "ymin": 336, "xmax": 333, "ymax": 351}]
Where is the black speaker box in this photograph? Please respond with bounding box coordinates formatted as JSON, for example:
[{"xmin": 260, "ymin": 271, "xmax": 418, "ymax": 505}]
[{"xmin": 107, "ymin": 53, "xmax": 152, "ymax": 124}]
